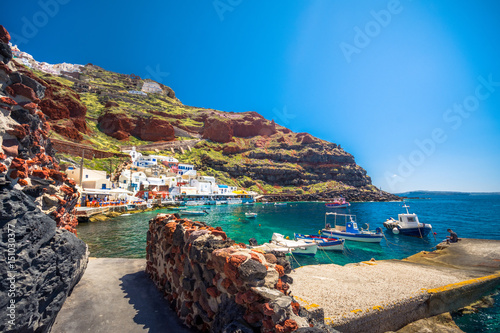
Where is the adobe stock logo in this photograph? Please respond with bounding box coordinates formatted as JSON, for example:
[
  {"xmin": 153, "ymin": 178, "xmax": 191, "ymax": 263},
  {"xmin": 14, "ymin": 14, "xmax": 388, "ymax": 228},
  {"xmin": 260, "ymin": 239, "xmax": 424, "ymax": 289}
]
[
  {"xmin": 10, "ymin": 0, "xmax": 71, "ymax": 47},
  {"xmin": 385, "ymin": 74, "xmax": 500, "ymax": 191},
  {"xmin": 339, "ymin": 0, "xmax": 411, "ymax": 63},
  {"xmin": 212, "ymin": 0, "xmax": 244, "ymax": 22}
]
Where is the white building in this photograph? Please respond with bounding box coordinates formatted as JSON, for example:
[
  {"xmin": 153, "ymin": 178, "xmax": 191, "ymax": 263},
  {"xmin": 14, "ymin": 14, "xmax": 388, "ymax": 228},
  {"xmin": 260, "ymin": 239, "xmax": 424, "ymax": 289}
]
[
  {"xmin": 66, "ymin": 167, "xmax": 112, "ymax": 190},
  {"xmin": 141, "ymin": 81, "xmax": 163, "ymax": 94},
  {"xmin": 177, "ymin": 163, "xmax": 195, "ymax": 175}
]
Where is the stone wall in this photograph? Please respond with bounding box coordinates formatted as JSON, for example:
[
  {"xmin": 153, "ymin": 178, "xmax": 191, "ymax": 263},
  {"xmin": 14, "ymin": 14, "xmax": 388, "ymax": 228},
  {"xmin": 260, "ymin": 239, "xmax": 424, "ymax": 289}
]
[{"xmin": 146, "ymin": 214, "xmax": 330, "ymax": 333}]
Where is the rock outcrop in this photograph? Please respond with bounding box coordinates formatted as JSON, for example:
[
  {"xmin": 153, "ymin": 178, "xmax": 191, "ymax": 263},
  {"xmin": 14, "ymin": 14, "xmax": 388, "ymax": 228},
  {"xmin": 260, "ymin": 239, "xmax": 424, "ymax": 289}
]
[
  {"xmin": 0, "ymin": 187, "xmax": 89, "ymax": 333},
  {"xmin": 0, "ymin": 27, "xmax": 89, "ymax": 332},
  {"xmin": 98, "ymin": 111, "xmax": 175, "ymax": 141},
  {"xmin": 146, "ymin": 214, "xmax": 330, "ymax": 333}
]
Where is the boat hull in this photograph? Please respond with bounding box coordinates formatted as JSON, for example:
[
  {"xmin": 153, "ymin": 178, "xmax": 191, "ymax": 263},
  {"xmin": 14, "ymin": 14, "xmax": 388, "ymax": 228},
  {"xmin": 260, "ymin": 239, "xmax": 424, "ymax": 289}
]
[
  {"xmin": 325, "ymin": 203, "xmax": 350, "ymax": 208},
  {"xmin": 321, "ymin": 229, "xmax": 383, "ymax": 243},
  {"xmin": 294, "ymin": 234, "xmax": 345, "ymax": 251}
]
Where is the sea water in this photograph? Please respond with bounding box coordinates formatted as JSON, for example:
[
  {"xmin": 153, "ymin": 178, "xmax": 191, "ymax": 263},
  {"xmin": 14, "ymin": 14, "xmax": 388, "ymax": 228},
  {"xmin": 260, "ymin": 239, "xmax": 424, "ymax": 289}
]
[{"xmin": 77, "ymin": 192, "xmax": 500, "ymax": 331}]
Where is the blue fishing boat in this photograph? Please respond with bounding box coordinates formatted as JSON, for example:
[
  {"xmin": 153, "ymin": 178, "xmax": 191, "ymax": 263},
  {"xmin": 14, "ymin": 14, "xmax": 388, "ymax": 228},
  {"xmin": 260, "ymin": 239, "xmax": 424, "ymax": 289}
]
[
  {"xmin": 294, "ymin": 233, "xmax": 345, "ymax": 251},
  {"xmin": 383, "ymin": 204, "xmax": 432, "ymax": 237},
  {"xmin": 321, "ymin": 213, "xmax": 383, "ymax": 243}
]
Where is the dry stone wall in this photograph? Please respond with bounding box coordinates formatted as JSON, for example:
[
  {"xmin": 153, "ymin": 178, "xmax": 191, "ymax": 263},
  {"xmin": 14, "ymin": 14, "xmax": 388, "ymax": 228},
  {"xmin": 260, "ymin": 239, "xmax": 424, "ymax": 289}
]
[{"xmin": 146, "ymin": 214, "xmax": 333, "ymax": 333}]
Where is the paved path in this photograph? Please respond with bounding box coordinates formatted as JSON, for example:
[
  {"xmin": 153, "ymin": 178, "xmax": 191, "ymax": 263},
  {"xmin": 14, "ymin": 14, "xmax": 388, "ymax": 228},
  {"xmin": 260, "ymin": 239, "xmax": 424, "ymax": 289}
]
[{"xmin": 51, "ymin": 258, "xmax": 195, "ymax": 333}]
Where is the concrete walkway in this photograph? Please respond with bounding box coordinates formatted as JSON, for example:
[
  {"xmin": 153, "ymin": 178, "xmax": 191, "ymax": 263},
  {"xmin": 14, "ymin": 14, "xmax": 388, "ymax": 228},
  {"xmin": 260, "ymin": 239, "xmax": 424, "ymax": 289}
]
[
  {"xmin": 51, "ymin": 258, "xmax": 195, "ymax": 333},
  {"xmin": 291, "ymin": 239, "xmax": 500, "ymax": 333}
]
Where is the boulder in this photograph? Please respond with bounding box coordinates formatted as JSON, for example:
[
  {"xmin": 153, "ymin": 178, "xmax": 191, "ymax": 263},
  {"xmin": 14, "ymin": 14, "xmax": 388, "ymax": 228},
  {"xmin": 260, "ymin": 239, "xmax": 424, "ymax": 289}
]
[
  {"xmin": 9, "ymin": 73, "xmax": 46, "ymax": 100},
  {"xmin": 0, "ymin": 188, "xmax": 88, "ymax": 333},
  {"xmin": 0, "ymin": 41, "xmax": 12, "ymax": 64}
]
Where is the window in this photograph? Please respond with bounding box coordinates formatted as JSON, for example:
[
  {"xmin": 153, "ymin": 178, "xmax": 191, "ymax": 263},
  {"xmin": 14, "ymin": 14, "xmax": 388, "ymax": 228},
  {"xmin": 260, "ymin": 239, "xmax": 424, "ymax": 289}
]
[
  {"xmin": 407, "ymin": 217, "xmax": 416, "ymax": 222},
  {"xmin": 85, "ymin": 175, "xmax": 88, "ymax": 179}
]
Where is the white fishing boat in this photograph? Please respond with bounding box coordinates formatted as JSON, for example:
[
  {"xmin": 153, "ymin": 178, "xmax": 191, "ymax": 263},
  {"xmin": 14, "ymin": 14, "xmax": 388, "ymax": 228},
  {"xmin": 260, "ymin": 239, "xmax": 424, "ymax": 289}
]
[
  {"xmin": 245, "ymin": 212, "xmax": 258, "ymax": 218},
  {"xmin": 274, "ymin": 202, "xmax": 287, "ymax": 206},
  {"xmin": 180, "ymin": 210, "xmax": 209, "ymax": 216},
  {"xmin": 271, "ymin": 233, "xmax": 318, "ymax": 256},
  {"xmin": 383, "ymin": 203, "xmax": 432, "ymax": 237},
  {"xmin": 321, "ymin": 213, "xmax": 383, "ymax": 243}
]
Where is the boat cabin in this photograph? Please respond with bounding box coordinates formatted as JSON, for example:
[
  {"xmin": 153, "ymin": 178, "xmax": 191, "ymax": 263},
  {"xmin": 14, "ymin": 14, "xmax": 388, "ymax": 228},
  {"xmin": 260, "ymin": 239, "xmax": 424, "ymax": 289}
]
[
  {"xmin": 398, "ymin": 205, "xmax": 421, "ymax": 227},
  {"xmin": 326, "ymin": 213, "xmax": 361, "ymax": 234}
]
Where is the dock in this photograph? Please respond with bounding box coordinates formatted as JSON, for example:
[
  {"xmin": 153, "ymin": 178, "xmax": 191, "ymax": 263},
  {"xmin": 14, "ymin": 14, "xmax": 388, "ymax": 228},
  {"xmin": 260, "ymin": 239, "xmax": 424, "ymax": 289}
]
[
  {"xmin": 290, "ymin": 238, "xmax": 500, "ymax": 333},
  {"xmin": 51, "ymin": 258, "xmax": 195, "ymax": 333}
]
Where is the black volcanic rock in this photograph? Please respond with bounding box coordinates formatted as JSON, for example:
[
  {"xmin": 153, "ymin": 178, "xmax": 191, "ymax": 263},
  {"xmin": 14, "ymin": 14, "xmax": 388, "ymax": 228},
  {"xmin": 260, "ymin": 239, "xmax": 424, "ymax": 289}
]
[
  {"xmin": 0, "ymin": 187, "xmax": 88, "ymax": 333},
  {"xmin": 0, "ymin": 41, "xmax": 12, "ymax": 64}
]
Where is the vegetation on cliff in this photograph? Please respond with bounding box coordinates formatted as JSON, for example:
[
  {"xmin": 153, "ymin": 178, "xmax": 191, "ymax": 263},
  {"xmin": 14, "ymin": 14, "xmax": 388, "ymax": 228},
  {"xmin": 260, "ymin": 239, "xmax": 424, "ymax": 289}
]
[{"xmin": 20, "ymin": 59, "xmax": 397, "ymax": 200}]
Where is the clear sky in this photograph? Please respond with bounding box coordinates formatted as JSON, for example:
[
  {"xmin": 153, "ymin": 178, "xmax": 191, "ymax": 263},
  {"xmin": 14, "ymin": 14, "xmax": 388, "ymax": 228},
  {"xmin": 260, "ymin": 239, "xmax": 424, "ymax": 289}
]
[{"xmin": 2, "ymin": 0, "xmax": 500, "ymax": 193}]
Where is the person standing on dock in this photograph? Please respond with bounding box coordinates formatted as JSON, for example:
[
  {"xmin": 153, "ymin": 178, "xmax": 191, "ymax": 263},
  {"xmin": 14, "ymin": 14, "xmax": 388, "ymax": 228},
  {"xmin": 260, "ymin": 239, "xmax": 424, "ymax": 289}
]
[{"xmin": 446, "ymin": 229, "xmax": 458, "ymax": 243}]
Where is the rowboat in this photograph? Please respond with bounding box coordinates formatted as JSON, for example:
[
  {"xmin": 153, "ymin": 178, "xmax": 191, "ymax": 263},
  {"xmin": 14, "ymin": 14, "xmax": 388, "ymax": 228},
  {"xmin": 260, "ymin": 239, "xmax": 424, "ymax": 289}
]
[{"xmin": 294, "ymin": 233, "xmax": 345, "ymax": 251}]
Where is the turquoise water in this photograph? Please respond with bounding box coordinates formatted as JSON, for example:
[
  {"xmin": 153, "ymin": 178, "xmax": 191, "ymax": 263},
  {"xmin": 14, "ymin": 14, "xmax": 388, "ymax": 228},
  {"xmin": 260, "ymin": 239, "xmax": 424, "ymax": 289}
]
[{"xmin": 77, "ymin": 193, "xmax": 500, "ymax": 331}]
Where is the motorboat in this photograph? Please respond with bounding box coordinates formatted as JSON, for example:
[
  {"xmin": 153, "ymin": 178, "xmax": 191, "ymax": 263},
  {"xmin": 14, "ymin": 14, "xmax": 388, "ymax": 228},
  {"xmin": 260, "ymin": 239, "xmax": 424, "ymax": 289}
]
[
  {"xmin": 294, "ymin": 233, "xmax": 345, "ymax": 251},
  {"xmin": 325, "ymin": 197, "xmax": 350, "ymax": 209},
  {"xmin": 383, "ymin": 203, "xmax": 432, "ymax": 237},
  {"xmin": 321, "ymin": 213, "xmax": 383, "ymax": 243},
  {"xmin": 227, "ymin": 198, "xmax": 243, "ymax": 205},
  {"xmin": 274, "ymin": 202, "xmax": 287, "ymax": 206},
  {"xmin": 245, "ymin": 212, "xmax": 258, "ymax": 218},
  {"xmin": 270, "ymin": 233, "xmax": 318, "ymax": 256},
  {"xmin": 180, "ymin": 210, "xmax": 209, "ymax": 216}
]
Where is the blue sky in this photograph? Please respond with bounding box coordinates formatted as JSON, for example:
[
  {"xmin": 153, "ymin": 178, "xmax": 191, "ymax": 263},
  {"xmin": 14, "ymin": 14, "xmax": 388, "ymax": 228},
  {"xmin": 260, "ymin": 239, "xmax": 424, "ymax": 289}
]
[{"xmin": 2, "ymin": 0, "xmax": 500, "ymax": 192}]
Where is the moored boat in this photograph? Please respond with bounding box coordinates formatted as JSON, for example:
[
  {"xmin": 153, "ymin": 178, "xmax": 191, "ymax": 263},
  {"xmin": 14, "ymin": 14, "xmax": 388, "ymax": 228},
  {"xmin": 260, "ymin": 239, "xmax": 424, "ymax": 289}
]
[
  {"xmin": 383, "ymin": 203, "xmax": 432, "ymax": 237},
  {"xmin": 274, "ymin": 202, "xmax": 287, "ymax": 206},
  {"xmin": 294, "ymin": 233, "xmax": 345, "ymax": 251},
  {"xmin": 271, "ymin": 233, "xmax": 318, "ymax": 256},
  {"xmin": 186, "ymin": 200, "xmax": 206, "ymax": 206},
  {"xmin": 180, "ymin": 210, "xmax": 209, "ymax": 216},
  {"xmin": 321, "ymin": 213, "xmax": 383, "ymax": 243},
  {"xmin": 325, "ymin": 197, "xmax": 350, "ymax": 208},
  {"xmin": 245, "ymin": 212, "xmax": 258, "ymax": 218}
]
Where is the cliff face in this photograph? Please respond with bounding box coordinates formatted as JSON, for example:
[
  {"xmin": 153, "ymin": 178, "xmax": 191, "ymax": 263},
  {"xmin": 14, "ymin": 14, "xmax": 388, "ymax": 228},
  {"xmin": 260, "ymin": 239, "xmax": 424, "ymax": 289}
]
[
  {"xmin": 15, "ymin": 38, "xmax": 395, "ymax": 200},
  {"xmin": 0, "ymin": 26, "xmax": 88, "ymax": 333}
]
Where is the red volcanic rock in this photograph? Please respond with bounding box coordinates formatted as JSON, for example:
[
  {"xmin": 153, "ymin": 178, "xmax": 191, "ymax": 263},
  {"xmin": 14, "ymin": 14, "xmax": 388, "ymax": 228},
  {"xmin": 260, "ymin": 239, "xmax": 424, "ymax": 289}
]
[
  {"xmin": 263, "ymin": 303, "xmax": 275, "ymax": 316},
  {"xmin": 18, "ymin": 179, "xmax": 28, "ymax": 186},
  {"xmin": 283, "ymin": 319, "xmax": 298, "ymax": 332},
  {"xmin": 206, "ymin": 286, "xmax": 220, "ymax": 298},
  {"xmin": 63, "ymin": 95, "xmax": 87, "ymax": 118},
  {"xmin": 211, "ymin": 229, "xmax": 227, "ymax": 240},
  {"xmin": 5, "ymin": 86, "xmax": 15, "ymax": 97},
  {"xmin": 0, "ymin": 163, "xmax": 7, "ymax": 173},
  {"xmin": 6, "ymin": 124, "xmax": 29, "ymax": 139},
  {"xmin": 10, "ymin": 83, "xmax": 39, "ymax": 102},
  {"xmin": 49, "ymin": 169, "xmax": 67, "ymax": 182},
  {"xmin": 10, "ymin": 157, "xmax": 27, "ymax": 172},
  {"xmin": 0, "ymin": 63, "xmax": 12, "ymax": 75},
  {"xmin": 227, "ymin": 254, "xmax": 247, "ymax": 268},
  {"xmin": 232, "ymin": 115, "xmax": 276, "ymax": 138},
  {"xmin": 39, "ymin": 98, "xmax": 70, "ymax": 120},
  {"xmin": 274, "ymin": 264, "xmax": 285, "ymax": 277},
  {"xmin": 243, "ymin": 311, "xmax": 263, "ymax": 324},
  {"xmin": 202, "ymin": 117, "xmax": 233, "ymax": 143},
  {"xmin": 296, "ymin": 132, "xmax": 316, "ymax": 144},
  {"xmin": 0, "ymin": 96, "xmax": 17, "ymax": 105},
  {"xmin": 2, "ymin": 139, "xmax": 19, "ymax": 157},
  {"xmin": 222, "ymin": 144, "xmax": 242, "ymax": 155},
  {"xmin": 98, "ymin": 112, "xmax": 134, "ymax": 140},
  {"xmin": 291, "ymin": 301, "xmax": 300, "ymax": 315},
  {"xmin": 0, "ymin": 153, "xmax": 6, "ymax": 160},
  {"xmin": 0, "ymin": 25, "xmax": 10, "ymax": 43},
  {"xmin": 71, "ymin": 117, "xmax": 88, "ymax": 134},
  {"xmin": 10, "ymin": 169, "xmax": 27, "ymax": 179},
  {"xmin": 105, "ymin": 101, "xmax": 119, "ymax": 108},
  {"xmin": 60, "ymin": 185, "xmax": 75, "ymax": 196},
  {"xmin": 249, "ymin": 252, "xmax": 262, "ymax": 263},
  {"xmin": 31, "ymin": 169, "xmax": 49, "ymax": 179},
  {"xmin": 21, "ymin": 102, "xmax": 38, "ymax": 112},
  {"xmin": 51, "ymin": 123, "xmax": 84, "ymax": 141},
  {"xmin": 131, "ymin": 117, "xmax": 175, "ymax": 141}
]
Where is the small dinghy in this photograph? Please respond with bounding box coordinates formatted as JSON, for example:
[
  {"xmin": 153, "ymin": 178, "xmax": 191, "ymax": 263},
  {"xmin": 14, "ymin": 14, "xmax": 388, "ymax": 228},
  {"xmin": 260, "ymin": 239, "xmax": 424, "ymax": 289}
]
[
  {"xmin": 325, "ymin": 197, "xmax": 350, "ymax": 209},
  {"xmin": 274, "ymin": 202, "xmax": 287, "ymax": 206},
  {"xmin": 245, "ymin": 212, "xmax": 258, "ymax": 218},
  {"xmin": 294, "ymin": 233, "xmax": 345, "ymax": 251},
  {"xmin": 383, "ymin": 203, "xmax": 432, "ymax": 237}
]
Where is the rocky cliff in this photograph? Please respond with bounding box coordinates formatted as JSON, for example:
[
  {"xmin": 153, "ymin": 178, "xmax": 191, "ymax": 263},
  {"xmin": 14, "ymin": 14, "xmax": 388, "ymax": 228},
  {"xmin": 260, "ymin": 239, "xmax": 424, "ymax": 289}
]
[
  {"xmin": 0, "ymin": 26, "xmax": 88, "ymax": 333},
  {"xmin": 11, "ymin": 33, "xmax": 397, "ymax": 200}
]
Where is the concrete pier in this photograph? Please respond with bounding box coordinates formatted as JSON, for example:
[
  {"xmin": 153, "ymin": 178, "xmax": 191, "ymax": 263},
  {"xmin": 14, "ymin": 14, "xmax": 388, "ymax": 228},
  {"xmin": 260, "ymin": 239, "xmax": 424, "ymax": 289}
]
[
  {"xmin": 290, "ymin": 239, "xmax": 500, "ymax": 333},
  {"xmin": 51, "ymin": 258, "xmax": 195, "ymax": 333}
]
